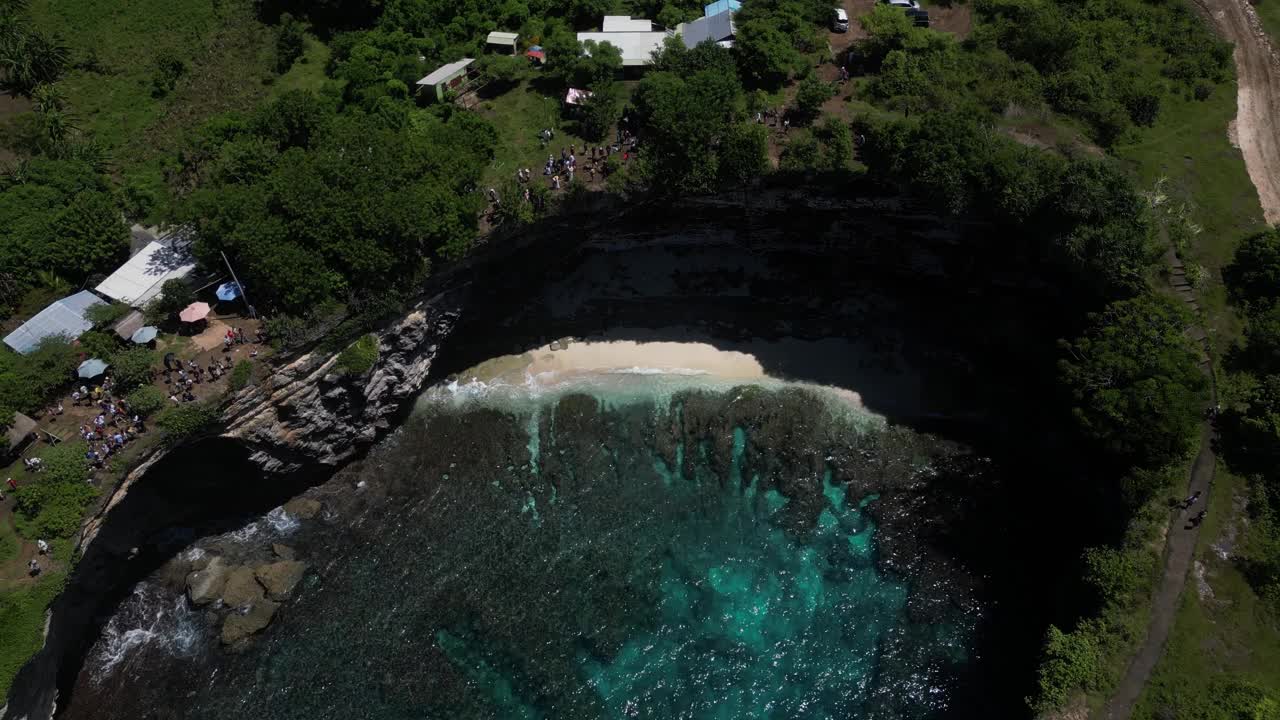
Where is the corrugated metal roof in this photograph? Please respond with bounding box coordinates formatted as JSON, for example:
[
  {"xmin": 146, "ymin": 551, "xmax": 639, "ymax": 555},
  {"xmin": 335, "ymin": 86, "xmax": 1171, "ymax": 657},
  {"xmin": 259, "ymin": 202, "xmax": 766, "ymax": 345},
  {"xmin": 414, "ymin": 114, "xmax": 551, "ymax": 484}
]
[
  {"xmin": 3, "ymin": 290, "xmax": 105, "ymax": 355},
  {"xmin": 578, "ymin": 31, "xmax": 670, "ymax": 65},
  {"xmin": 703, "ymin": 0, "xmax": 741, "ymax": 16},
  {"xmin": 417, "ymin": 58, "xmax": 475, "ymax": 86},
  {"xmin": 94, "ymin": 240, "xmax": 196, "ymax": 308},
  {"xmin": 602, "ymin": 15, "xmax": 654, "ymax": 31},
  {"xmin": 487, "ymin": 31, "xmax": 519, "ymax": 44},
  {"xmin": 680, "ymin": 10, "xmax": 735, "ymax": 48}
]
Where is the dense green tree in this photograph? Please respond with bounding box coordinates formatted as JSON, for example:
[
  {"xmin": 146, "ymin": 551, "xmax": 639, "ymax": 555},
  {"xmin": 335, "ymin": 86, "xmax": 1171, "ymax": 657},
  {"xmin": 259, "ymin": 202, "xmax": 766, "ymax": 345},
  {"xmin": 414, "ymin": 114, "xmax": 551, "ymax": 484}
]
[
  {"xmin": 150, "ymin": 49, "xmax": 186, "ymax": 98},
  {"xmin": 183, "ymin": 101, "xmax": 492, "ymax": 312},
  {"xmin": 276, "ymin": 13, "xmax": 308, "ymax": 73},
  {"xmin": 717, "ymin": 122, "xmax": 769, "ymax": 186},
  {"xmin": 1226, "ymin": 230, "xmax": 1280, "ymax": 313},
  {"xmin": 1059, "ymin": 294, "xmax": 1206, "ymax": 469},
  {"xmin": 107, "ymin": 347, "xmax": 157, "ymax": 392},
  {"xmin": 576, "ymin": 80, "xmax": 623, "ymax": 141},
  {"xmin": 45, "ymin": 192, "xmax": 130, "ymax": 283},
  {"xmin": 0, "ymin": 4, "xmax": 68, "ymax": 96},
  {"xmin": 632, "ymin": 68, "xmax": 743, "ymax": 193},
  {"xmin": 734, "ymin": 20, "xmax": 801, "ymax": 90},
  {"xmin": 791, "ymin": 74, "xmax": 833, "ymax": 125}
]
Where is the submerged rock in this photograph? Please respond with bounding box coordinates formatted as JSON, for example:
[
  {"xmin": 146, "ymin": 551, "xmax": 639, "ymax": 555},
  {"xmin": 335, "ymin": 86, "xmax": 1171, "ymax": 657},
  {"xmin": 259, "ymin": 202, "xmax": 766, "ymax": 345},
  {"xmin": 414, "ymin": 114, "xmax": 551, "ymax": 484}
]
[
  {"xmin": 282, "ymin": 497, "xmax": 321, "ymax": 519},
  {"xmin": 255, "ymin": 560, "xmax": 307, "ymax": 601},
  {"xmin": 186, "ymin": 557, "xmax": 229, "ymax": 606},
  {"xmin": 220, "ymin": 600, "xmax": 280, "ymax": 645},
  {"xmin": 220, "ymin": 566, "xmax": 264, "ymax": 608}
]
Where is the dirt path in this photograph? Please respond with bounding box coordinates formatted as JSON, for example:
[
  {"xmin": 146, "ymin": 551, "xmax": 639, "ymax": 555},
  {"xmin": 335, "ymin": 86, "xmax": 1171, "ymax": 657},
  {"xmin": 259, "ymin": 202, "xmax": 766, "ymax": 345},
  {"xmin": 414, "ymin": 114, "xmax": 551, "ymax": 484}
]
[
  {"xmin": 1195, "ymin": 0, "xmax": 1280, "ymax": 224},
  {"xmin": 1100, "ymin": 252, "xmax": 1218, "ymax": 720}
]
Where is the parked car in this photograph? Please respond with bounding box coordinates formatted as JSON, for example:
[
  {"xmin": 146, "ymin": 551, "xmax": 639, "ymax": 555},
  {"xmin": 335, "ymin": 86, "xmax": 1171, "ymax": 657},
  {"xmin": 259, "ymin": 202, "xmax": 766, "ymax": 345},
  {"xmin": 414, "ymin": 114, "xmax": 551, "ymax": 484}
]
[
  {"xmin": 832, "ymin": 7, "xmax": 850, "ymax": 31},
  {"xmin": 880, "ymin": 0, "xmax": 921, "ymax": 10}
]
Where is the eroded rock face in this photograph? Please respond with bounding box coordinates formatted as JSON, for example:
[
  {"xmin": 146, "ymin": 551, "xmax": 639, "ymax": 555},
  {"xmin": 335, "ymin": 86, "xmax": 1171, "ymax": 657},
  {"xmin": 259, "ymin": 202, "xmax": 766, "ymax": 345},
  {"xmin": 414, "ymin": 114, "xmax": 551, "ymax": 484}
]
[
  {"xmin": 282, "ymin": 497, "xmax": 321, "ymax": 519},
  {"xmin": 221, "ymin": 600, "xmax": 280, "ymax": 645},
  {"xmin": 221, "ymin": 296, "xmax": 462, "ymax": 474},
  {"xmin": 186, "ymin": 557, "xmax": 229, "ymax": 606},
  {"xmin": 255, "ymin": 560, "xmax": 307, "ymax": 601}
]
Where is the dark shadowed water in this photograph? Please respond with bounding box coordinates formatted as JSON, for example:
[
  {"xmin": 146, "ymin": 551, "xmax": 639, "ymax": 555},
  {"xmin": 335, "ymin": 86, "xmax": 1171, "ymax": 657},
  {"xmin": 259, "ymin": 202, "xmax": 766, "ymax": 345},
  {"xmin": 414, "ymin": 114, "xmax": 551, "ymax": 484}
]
[{"xmin": 62, "ymin": 374, "xmax": 985, "ymax": 720}]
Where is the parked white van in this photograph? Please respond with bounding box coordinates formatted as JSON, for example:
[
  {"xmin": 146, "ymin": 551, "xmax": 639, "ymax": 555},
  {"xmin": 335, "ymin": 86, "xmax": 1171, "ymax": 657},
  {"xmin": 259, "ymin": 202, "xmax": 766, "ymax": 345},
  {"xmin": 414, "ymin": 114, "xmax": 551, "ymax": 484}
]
[{"xmin": 832, "ymin": 7, "xmax": 850, "ymax": 31}]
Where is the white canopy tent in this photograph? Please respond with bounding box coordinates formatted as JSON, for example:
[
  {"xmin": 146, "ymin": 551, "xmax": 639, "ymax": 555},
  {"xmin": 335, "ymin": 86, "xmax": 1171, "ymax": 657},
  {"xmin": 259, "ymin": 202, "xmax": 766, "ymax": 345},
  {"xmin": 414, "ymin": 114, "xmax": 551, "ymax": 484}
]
[{"xmin": 95, "ymin": 241, "xmax": 196, "ymax": 308}]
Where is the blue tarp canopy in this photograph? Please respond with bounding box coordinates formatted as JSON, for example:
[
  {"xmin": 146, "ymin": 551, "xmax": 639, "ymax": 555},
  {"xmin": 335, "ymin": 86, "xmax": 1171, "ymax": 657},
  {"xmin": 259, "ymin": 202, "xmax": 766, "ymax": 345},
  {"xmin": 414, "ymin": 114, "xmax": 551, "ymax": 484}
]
[
  {"xmin": 216, "ymin": 281, "xmax": 243, "ymax": 301},
  {"xmin": 703, "ymin": 0, "xmax": 740, "ymax": 16},
  {"xmin": 3, "ymin": 290, "xmax": 105, "ymax": 355}
]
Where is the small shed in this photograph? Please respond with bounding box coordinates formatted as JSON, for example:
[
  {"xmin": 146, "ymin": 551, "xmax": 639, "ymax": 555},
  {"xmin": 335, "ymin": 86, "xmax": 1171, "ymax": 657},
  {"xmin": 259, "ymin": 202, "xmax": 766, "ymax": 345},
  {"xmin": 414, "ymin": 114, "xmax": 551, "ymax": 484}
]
[
  {"xmin": 416, "ymin": 58, "xmax": 476, "ymax": 102},
  {"xmin": 3, "ymin": 290, "xmax": 105, "ymax": 355},
  {"xmin": 703, "ymin": 0, "xmax": 741, "ymax": 16},
  {"xmin": 6, "ymin": 412, "xmax": 37, "ymax": 458},
  {"xmin": 486, "ymin": 31, "xmax": 519, "ymax": 53}
]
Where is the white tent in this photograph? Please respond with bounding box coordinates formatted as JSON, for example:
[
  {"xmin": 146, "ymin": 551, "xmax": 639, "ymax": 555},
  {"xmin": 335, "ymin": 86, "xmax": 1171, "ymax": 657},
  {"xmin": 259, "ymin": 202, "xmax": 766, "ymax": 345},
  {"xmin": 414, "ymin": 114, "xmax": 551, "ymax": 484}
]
[{"xmin": 94, "ymin": 241, "xmax": 196, "ymax": 308}]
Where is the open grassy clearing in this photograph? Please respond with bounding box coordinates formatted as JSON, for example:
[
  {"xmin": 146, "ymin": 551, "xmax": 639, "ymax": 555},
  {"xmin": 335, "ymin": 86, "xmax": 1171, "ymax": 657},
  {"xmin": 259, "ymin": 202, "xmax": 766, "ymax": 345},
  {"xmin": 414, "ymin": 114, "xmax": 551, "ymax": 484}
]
[
  {"xmin": 472, "ymin": 76, "xmax": 596, "ymax": 187},
  {"xmin": 1115, "ymin": 80, "xmax": 1265, "ymax": 350},
  {"xmin": 1133, "ymin": 469, "xmax": 1280, "ymax": 719},
  {"xmin": 27, "ymin": 0, "xmax": 278, "ymax": 174}
]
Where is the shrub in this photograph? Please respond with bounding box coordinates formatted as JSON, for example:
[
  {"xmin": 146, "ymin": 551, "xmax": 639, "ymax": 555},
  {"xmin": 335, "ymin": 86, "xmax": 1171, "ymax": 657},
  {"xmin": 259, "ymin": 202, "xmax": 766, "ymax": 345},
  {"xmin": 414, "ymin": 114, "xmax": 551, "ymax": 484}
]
[
  {"xmin": 144, "ymin": 279, "xmax": 194, "ymax": 325},
  {"xmin": 107, "ymin": 347, "xmax": 156, "ymax": 392},
  {"xmin": 85, "ymin": 302, "xmax": 131, "ymax": 328},
  {"xmin": 12, "ymin": 442, "xmax": 98, "ymax": 539},
  {"xmin": 77, "ymin": 330, "xmax": 121, "ymax": 361},
  {"xmin": 1193, "ymin": 82, "xmax": 1212, "ymax": 101},
  {"xmin": 792, "ymin": 74, "xmax": 834, "ymax": 125},
  {"xmin": 334, "ymin": 334, "xmax": 379, "ymax": 376},
  {"xmin": 1032, "ymin": 625, "xmax": 1103, "ymax": 713},
  {"xmin": 156, "ymin": 402, "xmax": 220, "ymax": 445},
  {"xmin": 228, "ymin": 360, "xmax": 253, "ymax": 391},
  {"xmin": 126, "ymin": 385, "xmax": 166, "ymax": 417},
  {"xmin": 150, "ymin": 49, "xmax": 186, "ymax": 97},
  {"xmin": 276, "ymin": 13, "xmax": 307, "ymax": 73},
  {"xmin": 264, "ymin": 314, "xmax": 310, "ymax": 349}
]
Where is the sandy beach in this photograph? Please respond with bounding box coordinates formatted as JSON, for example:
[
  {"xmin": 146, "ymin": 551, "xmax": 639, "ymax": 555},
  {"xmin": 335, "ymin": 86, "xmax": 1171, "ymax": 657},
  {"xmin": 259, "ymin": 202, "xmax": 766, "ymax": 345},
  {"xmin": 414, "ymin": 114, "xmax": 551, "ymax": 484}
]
[{"xmin": 455, "ymin": 339, "xmax": 768, "ymax": 385}]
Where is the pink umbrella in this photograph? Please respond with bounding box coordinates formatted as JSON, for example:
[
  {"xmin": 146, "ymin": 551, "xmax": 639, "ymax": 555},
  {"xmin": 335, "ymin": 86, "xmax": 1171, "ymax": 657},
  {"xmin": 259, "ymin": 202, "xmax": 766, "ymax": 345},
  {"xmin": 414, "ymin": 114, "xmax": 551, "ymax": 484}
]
[{"xmin": 179, "ymin": 301, "xmax": 211, "ymax": 323}]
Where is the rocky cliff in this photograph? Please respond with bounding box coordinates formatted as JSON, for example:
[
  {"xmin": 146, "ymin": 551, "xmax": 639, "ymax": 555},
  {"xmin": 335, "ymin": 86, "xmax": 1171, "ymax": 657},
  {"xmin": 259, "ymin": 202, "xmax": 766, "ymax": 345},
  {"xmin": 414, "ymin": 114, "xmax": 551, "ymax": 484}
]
[{"xmin": 221, "ymin": 293, "xmax": 463, "ymax": 474}]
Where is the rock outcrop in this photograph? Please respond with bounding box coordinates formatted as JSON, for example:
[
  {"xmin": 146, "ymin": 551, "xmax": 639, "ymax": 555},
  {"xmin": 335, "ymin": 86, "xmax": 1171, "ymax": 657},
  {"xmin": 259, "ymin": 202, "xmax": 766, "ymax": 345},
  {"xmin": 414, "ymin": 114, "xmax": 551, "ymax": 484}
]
[
  {"xmin": 221, "ymin": 294, "xmax": 462, "ymax": 474},
  {"xmin": 220, "ymin": 566, "xmax": 264, "ymax": 609},
  {"xmin": 255, "ymin": 560, "xmax": 306, "ymax": 601},
  {"xmin": 186, "ymin": 557, "xmax": 229, "ymax": 605},
  {"xmin": 221, "ymin": 600, "xmax": 280, "ymax": 645}
]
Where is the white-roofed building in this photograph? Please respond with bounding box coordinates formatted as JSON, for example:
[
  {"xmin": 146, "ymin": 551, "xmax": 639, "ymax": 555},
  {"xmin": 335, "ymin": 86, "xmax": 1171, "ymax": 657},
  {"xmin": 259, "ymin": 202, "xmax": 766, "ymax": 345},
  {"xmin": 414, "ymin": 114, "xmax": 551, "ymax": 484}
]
[
  {"xmin": 486, "ymin": 31, "xmax": 519, "ymax": 53},
  {"xmin": 94, "ymin": 240, "xmax": 197, "ymax": 308},
  {"xmin": 3, "ymin": 290, "xmax": 105, "ymax": 354},
  {"xmin": 601, "ymin": 15, "xmax": 655, "ymax": 32},
  {"xmin": 577, "ymin": 31, "xmax": 671, "ymax": 66},
  {"xmin": 416, "ymin": 58, "xmax": 476, "ymax": 101},
  {"xmin": 678, "ymin": 9, "xmax": 736, "ymax": 48}
]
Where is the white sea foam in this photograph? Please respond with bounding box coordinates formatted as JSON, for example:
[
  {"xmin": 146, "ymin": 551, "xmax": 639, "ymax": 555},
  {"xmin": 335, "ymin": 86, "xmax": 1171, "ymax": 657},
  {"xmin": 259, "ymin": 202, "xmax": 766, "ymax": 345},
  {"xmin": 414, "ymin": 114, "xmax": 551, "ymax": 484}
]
[
  {"xmin": 266, "ymin": 506, "xmax": 300, "ymax": 534},
  {"xmin": 91, "ymin": 584, "xmax": 201, "ymax": 684}
]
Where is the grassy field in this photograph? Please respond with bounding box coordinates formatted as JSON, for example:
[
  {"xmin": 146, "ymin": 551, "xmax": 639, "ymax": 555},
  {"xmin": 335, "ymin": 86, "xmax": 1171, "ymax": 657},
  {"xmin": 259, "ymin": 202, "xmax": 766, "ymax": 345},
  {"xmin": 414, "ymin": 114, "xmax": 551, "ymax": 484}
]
[
  {"xmin": 27, "ymin": 0, "xmax": 278, "ymax": 174},
  {"xmin": 1115, "ymin": 80, "xmax": 1266, "ymax": 349},
  {"xmin": 0, "ymin": 540, "xmax": 71, "ymax": 701},
  {"xmin": 1255, "ymin": 0, "xmax": 1280, "ymax": 44},
  {"xmin": 471, "ymin": 74, "xmax": 629, "ymax": 187},
  {"xmin": 1133, "ymin": 469, "xmax": 1280, "ymax": 718},
  {"xmin": 274, "ymin": 35, "xmax": 332, "ymax": 95}
]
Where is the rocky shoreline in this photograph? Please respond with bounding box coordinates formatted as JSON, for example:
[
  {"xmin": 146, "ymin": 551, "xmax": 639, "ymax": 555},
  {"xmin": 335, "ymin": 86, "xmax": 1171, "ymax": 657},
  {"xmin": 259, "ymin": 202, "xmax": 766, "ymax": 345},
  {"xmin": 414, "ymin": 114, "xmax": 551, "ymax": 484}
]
[{"xmin": 2, "ymin": 187, "xmax": 1068, "ymax": 720}]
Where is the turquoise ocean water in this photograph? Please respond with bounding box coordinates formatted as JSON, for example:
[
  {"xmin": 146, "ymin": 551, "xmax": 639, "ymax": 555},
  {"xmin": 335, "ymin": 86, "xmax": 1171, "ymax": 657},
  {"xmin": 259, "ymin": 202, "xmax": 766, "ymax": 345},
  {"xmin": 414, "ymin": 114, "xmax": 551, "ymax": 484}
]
[{"xmin": 70, "ymin": 375, "xmax": 977, "ymax": 720}]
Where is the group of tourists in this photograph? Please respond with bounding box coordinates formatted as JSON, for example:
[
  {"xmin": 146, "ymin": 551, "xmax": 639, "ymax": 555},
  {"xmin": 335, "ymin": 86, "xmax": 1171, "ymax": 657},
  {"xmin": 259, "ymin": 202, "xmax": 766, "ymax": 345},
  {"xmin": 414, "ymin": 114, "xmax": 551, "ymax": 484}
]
[
  {"xmin": 70, "ymin": 376, "xmax": 117, "ymax": 407},
  {"xmin": 77, "ymin": 392, "xmax": 144, "ymax": 469},
  {"xmin": 222, "ymin": 326, "xmax": 260, "ymax": 350}
]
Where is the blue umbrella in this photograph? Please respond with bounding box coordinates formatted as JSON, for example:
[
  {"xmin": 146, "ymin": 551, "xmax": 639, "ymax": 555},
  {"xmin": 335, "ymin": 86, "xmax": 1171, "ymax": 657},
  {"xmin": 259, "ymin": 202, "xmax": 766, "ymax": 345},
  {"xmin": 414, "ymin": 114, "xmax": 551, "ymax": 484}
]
[
  {"xmin": 216, "ymin": 281, "xmax": 243, "ymax": 301},
  {"xmin": 77, "ymin": 358, "xmax": 109, "ymax": 379},
  {"xmin": 130, "ymin": 326, "xmax": 159, "ymax": 344}
]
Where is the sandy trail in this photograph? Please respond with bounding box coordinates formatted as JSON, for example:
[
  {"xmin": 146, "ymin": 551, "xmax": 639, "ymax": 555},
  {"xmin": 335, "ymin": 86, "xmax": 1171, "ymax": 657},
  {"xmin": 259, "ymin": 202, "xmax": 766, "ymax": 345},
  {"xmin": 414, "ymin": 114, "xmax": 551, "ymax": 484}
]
[{"xmin": 1199, "ymin": 0, "xmax": 1280, "ymax": 224}]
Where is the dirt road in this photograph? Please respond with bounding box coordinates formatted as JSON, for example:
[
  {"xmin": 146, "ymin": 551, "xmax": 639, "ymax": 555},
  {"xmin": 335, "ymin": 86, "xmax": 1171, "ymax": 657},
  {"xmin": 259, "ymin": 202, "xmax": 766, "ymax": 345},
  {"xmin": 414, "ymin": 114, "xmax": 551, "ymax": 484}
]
[{"xmin": 1197, "ymin": 0, "xmax": 1280, "ymax": 224}]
